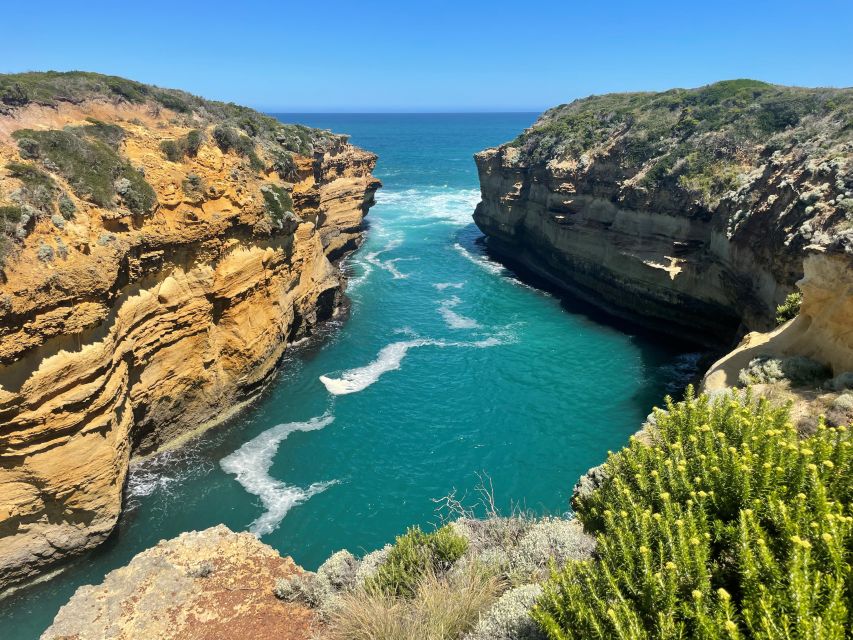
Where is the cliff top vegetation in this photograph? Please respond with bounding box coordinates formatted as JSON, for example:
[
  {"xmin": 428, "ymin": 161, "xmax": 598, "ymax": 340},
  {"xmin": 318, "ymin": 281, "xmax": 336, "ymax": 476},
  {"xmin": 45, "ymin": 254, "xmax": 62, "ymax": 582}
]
[{"xmin": 511, "ymin": 80, "xmax": 853, "ymax": 213}]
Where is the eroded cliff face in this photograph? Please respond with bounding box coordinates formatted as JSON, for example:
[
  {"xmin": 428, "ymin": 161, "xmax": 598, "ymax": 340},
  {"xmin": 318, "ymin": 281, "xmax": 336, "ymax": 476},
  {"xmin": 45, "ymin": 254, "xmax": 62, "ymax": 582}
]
[
  {"xmin": 474, "ymin": 81, "xmax": 853, "ymax": 347},
  {"xmin": 703, "ymin": 251, "xmax": 853, "ymax": 389},
  {"xmin": 0, "ymin": 74, "xmax": 379, "ymax": 590}
]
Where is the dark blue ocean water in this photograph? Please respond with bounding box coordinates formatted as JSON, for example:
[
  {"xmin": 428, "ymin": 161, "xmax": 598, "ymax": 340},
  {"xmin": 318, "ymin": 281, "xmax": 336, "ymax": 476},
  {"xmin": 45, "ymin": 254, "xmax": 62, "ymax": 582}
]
[{"xmin": 0, "ymin": 113, "xmax": 701, "ymax": 638}]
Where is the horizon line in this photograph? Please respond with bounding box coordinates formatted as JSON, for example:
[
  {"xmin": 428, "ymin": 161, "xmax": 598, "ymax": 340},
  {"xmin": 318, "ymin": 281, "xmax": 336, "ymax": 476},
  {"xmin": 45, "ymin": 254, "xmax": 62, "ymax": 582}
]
[{"xmin": 262, "ymin": 109, "xmax": 546, "ymax": 115}]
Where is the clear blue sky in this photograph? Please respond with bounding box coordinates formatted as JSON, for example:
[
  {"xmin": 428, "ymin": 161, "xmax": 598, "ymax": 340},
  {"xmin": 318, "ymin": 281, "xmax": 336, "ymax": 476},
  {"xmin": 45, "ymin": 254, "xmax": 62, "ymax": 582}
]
[{"xmin": 2, "ymin": 0, "xmax": 852, "ymax": 112}]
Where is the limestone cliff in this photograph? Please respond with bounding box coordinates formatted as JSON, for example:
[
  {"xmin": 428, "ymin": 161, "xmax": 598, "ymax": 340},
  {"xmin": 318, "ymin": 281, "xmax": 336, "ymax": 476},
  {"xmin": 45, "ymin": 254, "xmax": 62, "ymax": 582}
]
[
  {"xmin": 474, "ymin": 80, "xmax": 853, "ymax": 348},
  {"xmin": 0, "ymin": 72, "xmax": 380, "ymax": 591}
]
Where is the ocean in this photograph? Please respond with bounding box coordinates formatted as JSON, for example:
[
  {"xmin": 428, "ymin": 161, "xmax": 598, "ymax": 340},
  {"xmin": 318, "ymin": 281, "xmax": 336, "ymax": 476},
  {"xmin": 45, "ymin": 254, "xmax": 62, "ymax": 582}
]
[{"xmin": 0, "ymin": 113, "xmax": 702, "ymax": 638}]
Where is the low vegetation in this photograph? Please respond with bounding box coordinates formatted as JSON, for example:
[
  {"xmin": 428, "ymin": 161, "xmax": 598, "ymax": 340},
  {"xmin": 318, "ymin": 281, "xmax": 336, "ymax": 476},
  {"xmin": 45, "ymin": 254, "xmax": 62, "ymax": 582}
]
[
  {"xmin": 365, "ymin": 525, "xmax": 469, "ymax": 598},
  {"xmin": 159, "ymin": 129, "xmax": 204, "ymax": 162},
  {"xmin": 11, "ymin": 125, "xmax": 156, "ymax": 215},
  {"xmin": 511, "ymin": 80, "xmax": 853, "ymax": 210},
  {"xmin": 738, "ymin": 355, "xmax": 831, "ymax": 388},
  {"xmin": 775, "ymin": 292, "xmax": 803, "ymax": 325},
  {"xmin": 534, "ymin": 388, "xmax": 852, "ymax": 639},
  {"xmin": 260, "ymin": 184, "xmax": 295, "ymax": 227},
  {"xmin": 1, "ymin": 71, "xmax": 345, "ymax": 164}
]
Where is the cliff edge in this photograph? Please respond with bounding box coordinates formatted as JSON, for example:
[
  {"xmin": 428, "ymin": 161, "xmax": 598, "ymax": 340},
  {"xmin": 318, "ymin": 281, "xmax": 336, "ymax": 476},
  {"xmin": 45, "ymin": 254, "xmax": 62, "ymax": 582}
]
[
  {"xmin": 0, "ymin": 72, "xmax": 380, "ymax": 591},
  {"xmin": 474, "ymin": 80, "xmax": 852, "ymax": 348}
]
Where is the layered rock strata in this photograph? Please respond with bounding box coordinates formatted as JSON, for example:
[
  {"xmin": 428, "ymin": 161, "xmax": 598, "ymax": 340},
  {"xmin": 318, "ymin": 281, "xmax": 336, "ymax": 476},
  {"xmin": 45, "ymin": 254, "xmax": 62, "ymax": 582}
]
[
  {"xmin": 0, "ymin": 73, "xmax": 379, "ymax": 590},
  {"xmin": 474, "ymin": 81, "xmax": 853, "ymax": 348}
]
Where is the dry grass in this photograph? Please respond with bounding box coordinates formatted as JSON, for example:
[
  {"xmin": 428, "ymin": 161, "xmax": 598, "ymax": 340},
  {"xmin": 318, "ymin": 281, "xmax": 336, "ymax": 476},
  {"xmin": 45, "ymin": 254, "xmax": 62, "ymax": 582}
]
[{"xmin": 324, "ymin": 563, "xmax": 502, "ymax": 640}]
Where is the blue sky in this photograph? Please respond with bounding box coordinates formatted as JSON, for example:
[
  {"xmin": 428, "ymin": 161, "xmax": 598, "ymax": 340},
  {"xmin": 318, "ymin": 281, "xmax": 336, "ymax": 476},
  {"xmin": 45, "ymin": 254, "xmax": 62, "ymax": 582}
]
[{"xmin": 2, "ymin": 0, "xmax": 852, "ymax": 112}]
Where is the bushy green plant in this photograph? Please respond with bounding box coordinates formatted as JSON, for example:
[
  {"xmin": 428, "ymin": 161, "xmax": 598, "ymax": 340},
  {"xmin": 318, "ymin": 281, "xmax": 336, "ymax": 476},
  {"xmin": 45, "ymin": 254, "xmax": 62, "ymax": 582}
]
[
  {"xmin": 11, "ymin": 127, "xmax": 156, "ymax": 215},
  {"xmin": 366, "ymin": 525, "xmax": 469, "ymax": 598},
  {"xmin": 185, "ymin": 129, "xmax": 203, "ymax": 157},
  {"xmin": 6, "ymin": 162, "xmax": 57, "ymax": 212},
  {"xmin": 159, "ymin": 139, "xmax": 183, "ymax": 162},
  {"xmin": 261, "ymin": 184, "xmax": 294, "ymax": 225},
  {"xmin": 776, "ymin": 292, "xmax": 803, "ymax": 325},
  {"xmin": 160, "ymin": 129, "xmax": 205, "ymax": 162},
  {"xmin": 212, "ymin": 125, "xmax": 262, "ymax": 169},
  {"xmin": 534, "ymin": 388, "xmax": 852, "ymax": 639}
]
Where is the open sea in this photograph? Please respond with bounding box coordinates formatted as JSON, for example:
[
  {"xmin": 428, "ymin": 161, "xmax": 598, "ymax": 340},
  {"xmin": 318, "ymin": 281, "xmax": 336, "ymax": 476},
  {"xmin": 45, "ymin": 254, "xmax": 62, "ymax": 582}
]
[{"xmin": 0, "ymin": 113, "xmax": 703, "ymax": 638}]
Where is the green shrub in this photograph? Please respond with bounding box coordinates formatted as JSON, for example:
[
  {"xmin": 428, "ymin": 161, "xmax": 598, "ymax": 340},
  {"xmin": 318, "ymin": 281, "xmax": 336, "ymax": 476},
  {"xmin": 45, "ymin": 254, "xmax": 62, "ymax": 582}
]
[
  {"xmin": 185, "ymin": 129, "xmax": 203, "ymax": 157},
  {"xmin": 0, "ymin": 205, "xmax": 25, "ymax": 224},
  {"xmin": 160, "ymin": 129, "xmax": 204, "ymax": 162},
  {"xmin": 366, "ymin": 525, "xmax": 469, "ymax": 598},
  {"xmin": 776, "ymin": 291, "xmax": 803, "ymax": 325},
  {"xmin": 6, "ymin": 162, "xmax": 57, "ymax": 212},
  {"xmin": 212, "ymin": 125, "xmax": 262, "ymax": 169},
  {"xmin": 159, "ymin": 139, "xmax": 182, "ymax": 162},
  {"xmin": 261, "ymin": 184, "xmax": 294, "ymax": 225},
  {"xmin": 182, "ymin": 173, "xmax": 205, "ymax": 198},
  {"xmin": 74, "ymin": 119, "xmax": 126, "ymax": 148},
  {"xmin": 534, "ymin": 388, "xmax": 852, "ymax": 639},
  {"xmin": 58, "ymin": 192, "xmax": 76, "ymax": 219},
  {"xmin": 11, "ymin": 128, "xmax": 156, "ymax": 215}
]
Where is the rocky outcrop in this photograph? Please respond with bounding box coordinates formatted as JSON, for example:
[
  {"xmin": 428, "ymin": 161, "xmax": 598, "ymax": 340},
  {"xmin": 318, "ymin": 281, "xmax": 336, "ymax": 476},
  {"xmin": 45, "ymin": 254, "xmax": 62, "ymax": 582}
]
[
  {"xmin": 474, "ymin": 80, "xmax": 853, "ymax": 348},
  {"xmin": 704, "ymin": 251, "xmax": 853, "ymax": 389},
  {"xmin": 0, "ymin": 73, "xmax": 380, "ymax": 591},
  {"xmin": 42, "ymin": 525, "xmax": 319, "ymax": 640}
]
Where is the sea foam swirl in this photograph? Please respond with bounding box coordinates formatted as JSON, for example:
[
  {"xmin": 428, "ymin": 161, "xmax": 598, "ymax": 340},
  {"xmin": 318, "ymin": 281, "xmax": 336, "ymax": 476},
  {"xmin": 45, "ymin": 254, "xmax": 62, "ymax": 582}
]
[
  {"xmin": 319, "ymin": 331, "xmax": 516, "ymax": 396},
  {"xmin": 220, "ymin": 415, "xmax": 337, "ymax": 536}
]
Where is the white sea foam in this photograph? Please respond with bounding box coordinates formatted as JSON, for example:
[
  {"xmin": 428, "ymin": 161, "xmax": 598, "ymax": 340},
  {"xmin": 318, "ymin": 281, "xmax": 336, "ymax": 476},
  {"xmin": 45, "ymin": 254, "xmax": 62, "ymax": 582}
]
[
  {"xmin": 376, "ymin": 188, "xmax": 481, "ymax": 226},
  {"xmin": 434, "ymin": 282, "xmax": 465, "ymax": 291},
  {"xmin": 438, "ymin": 296, "xmax": 481, "ymax": 330},
  {"xmin": 365, "ymin": 254, "xmax": 419, "ymax": 279},
  {"xmin": 320, "ymin": 339, "xmax": 439, "ymax": 395},
  {"xmin": 346, "ymin": 262, "xmax": 373, "ymax": 292},
  {"xmin": 453, "ymin": 242, "xmax": 504, "ymax": 275},
  {"xmin": 220, "ymin": 415, "xmax": 337, "ymax": 536},
  {"xmin": 319, "ymin": 330, "xmax": 517, "ymax": 396},
  {"xmin": 126, "ymin": 445, "xmax": 213, "ymax": 510},
  {"xmin": 363, "ymin": 238, "xmax": 419, "ymax": 280}
]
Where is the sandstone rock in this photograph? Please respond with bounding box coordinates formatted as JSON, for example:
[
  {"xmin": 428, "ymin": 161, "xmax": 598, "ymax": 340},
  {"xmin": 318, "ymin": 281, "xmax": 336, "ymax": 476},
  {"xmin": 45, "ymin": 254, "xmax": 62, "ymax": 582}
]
[
  {"xmin": 473, "ymin": 83, "xmax": 853, "ymax": 348},
  {"xmin": 0, "ymin": 75, "xmax": 380, "ymax": 591},
  {"xmin": 42, "ymin": 525, "xmax": 319, "ymax": 640}
]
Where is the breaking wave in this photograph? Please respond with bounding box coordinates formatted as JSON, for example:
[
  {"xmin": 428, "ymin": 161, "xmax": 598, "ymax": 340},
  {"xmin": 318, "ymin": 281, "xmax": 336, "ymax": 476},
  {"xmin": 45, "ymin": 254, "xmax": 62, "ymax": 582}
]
[
  {"xmin": 376, "ymin": 188, "xmax": 481, "ymax": 226},
  {"xmin": 453, "ymin": 242, "xmax": 504, "ymax": 275}
]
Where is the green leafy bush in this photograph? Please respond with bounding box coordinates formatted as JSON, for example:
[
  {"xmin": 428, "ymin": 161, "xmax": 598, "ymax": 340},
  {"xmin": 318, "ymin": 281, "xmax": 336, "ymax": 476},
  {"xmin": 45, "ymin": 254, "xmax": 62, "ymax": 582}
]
[
  {"xmin": 159, "ymin": 139, "xmax": 183, "ymax": 162},
  {"xmin": 6, "ymin": 162, "xmax": 57, "ymax": 212},
  {"xmin": 366, "ymin": 525, "xmax": 469, "ymax": 598},
  {"xmin": 11, "ymin": 127, "xmax": 156, "ymax": 215},
  {"xmin": 534, "ymin": 388, "xmax": 852, "ymax": 639},
  {"xmin": 160, "ymin": 129, "xmax": 205, "ymax": 162},
  {"xmin": 776, "ymin": 292, "xmax": 803, "ymax": 325},
  {"xmin": 185, "ymin": 129, "xmax": 203, "ymax": 157},
  {"xmin": 261, "ymin": 184, "xmax": 294, "ymax": 225}
]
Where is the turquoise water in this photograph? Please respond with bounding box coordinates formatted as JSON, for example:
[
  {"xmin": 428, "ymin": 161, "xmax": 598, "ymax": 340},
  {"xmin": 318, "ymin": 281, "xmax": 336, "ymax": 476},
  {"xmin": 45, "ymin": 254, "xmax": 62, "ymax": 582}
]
[{"xmin": 0, "ymin": 114, "xmax": 702, "ymax": 638}]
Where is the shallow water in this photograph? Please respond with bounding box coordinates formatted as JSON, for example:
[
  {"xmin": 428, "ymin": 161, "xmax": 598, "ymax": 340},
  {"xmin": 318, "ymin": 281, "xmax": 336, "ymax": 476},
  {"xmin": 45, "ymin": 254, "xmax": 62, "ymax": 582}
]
[{"xmin": 0, "ymin": 114, "xmax": 703, "ymax": 638}]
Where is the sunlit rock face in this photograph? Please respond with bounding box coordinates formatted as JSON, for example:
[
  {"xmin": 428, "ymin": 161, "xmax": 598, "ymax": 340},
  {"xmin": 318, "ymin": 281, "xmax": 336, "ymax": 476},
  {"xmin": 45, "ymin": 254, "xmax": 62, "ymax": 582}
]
[
  {"xmin": 474, "ymin": 81, "xmax": 853, "ymax": 348},
  {"xmin": 0, "ymin": 72, "xmax": 379, "ymax": 590}
]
